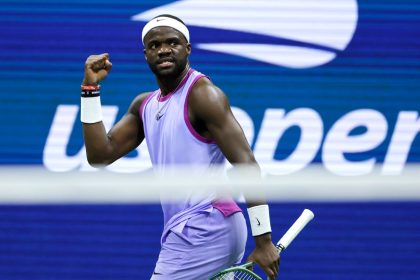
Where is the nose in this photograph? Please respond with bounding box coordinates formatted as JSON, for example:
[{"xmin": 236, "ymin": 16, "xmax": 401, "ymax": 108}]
[{"xmin": 158, "ymin": 43, "xmax": 171, "ymax": 56}]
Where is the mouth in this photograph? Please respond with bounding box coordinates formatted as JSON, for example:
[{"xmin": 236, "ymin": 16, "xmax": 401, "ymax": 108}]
[{"xmin": 157, "ymin": 59, "xmax": 175, "ymax": 68}]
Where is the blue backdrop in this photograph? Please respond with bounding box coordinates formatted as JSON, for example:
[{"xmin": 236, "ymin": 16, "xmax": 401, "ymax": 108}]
[{"xmin": 0, "ymin": 0, "xmax": 419, "ymax": 279}]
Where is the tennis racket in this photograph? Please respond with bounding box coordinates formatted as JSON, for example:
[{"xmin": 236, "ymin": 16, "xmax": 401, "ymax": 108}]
[{"xmin": 208, "ymin": 209, "xmax": 315, "ymax": 280}]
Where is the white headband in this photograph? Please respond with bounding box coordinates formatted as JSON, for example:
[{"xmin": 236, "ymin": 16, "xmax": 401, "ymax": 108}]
[{"xmin": 142, "ymin": 16, "xmax": 190, "ymax": 45}]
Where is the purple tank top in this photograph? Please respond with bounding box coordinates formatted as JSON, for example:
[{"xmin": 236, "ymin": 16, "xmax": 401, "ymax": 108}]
[{"xmin": 140, "ymin": 69, "xmax": 241, "ymax": 241}]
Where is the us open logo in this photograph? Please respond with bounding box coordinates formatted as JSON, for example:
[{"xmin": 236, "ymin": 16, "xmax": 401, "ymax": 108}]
[{"xmin": 132, "ymin": 0, "xmax": 358, "ymax": 68}]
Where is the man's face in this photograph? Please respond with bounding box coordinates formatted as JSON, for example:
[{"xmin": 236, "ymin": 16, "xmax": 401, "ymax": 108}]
[{"xmin": 143, "ymin": 26, "xmax": 191, "ymax": 78}]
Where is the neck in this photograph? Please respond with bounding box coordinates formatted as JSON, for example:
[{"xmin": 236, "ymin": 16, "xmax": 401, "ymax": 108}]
[{"xmin": 157, "ymin": 66, "xmax": 190, "ymax": 96}]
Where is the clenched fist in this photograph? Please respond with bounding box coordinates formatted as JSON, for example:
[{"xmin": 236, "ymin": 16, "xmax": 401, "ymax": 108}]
[{"xmin": 82, "ymin": 53, "xmax": 113, "ymax": 86}]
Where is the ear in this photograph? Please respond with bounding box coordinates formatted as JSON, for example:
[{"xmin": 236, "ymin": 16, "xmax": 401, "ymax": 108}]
[
  {"xmin": 186, "ymin": 43, "xmax": 192, "ymax": 55},
  {"xmin": 144, "ymin": 49, "xmax": 147, "ymax": 60}
]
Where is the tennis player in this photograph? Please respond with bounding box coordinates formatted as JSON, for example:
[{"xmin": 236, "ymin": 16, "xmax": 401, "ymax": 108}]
[{"xmin": 80, "ymin": 14, "xmax": 279, "ymax": 279}]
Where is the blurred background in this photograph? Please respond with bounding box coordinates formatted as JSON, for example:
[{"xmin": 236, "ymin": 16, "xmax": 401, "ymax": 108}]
[{"xmin": 0, "ymin": 0, "xmax": 419, "ymax": 279}]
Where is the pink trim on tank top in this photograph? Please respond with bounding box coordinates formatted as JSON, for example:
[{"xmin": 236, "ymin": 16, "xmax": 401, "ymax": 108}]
[
  {"xmin": 139, "ymin": 91, "xmax": 157, "ymax": 121},
  {"xmin": 212, "ymin": 198, "xmax": 242, "ymax": 217},
  {"xmin": 183, "ymin": 75, "xmax": 217, "ymax": 144},
  {"xmin": 156, "ymin": 68, "xmax": 194, "ymax": 102}
]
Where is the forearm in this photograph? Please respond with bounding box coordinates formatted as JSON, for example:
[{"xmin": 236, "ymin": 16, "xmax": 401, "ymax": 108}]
[
  {"xmin": 235, "ymin": 162, "xmax": 267, "ymax": 207},
  {"xmin": 83, "ymin": 122, "xmax": 114, "ymax": 165},
  {"xmin": 239, "ymin": 163, "xmax": 273, "ymax": 242},
  {"xmin": 230, "ymin": 161, "xmax": 267, "ymax": 206},
  {"xmin": 225, "ymin": 150, "xmax": 272, "ymax": 237},
  {"xmin": 80, "ymin": 83, "xmax": 113, "ymax": 165}
]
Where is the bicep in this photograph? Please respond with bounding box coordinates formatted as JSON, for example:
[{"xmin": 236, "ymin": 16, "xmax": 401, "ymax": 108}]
[
  {"xmin": 208, "ymin": 104, "xmax": 255, "ymax": 164},
  {"xmin": 108, "ymin": 114, "xmax": 143, "ymax": 152}
]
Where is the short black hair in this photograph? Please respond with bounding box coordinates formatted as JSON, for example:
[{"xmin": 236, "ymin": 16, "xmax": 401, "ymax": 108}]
[{"xmin": 153, "ymin": 14, "xmax": 186, "ymax": 26}]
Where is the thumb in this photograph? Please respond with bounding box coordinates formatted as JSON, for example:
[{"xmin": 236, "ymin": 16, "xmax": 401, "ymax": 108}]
[
  {"xmin": 104, "ymin": 59, "xmax": 112, "ymax": 71},
  {"xmin": 246, "ymin": 253, "xmax": 256, "ymax": 264}
]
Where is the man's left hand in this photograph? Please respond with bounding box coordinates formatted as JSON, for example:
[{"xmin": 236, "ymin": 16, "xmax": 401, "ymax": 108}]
[{"xmin": 247, "ymin": 233, "xmax": 280, "ymax": 279}]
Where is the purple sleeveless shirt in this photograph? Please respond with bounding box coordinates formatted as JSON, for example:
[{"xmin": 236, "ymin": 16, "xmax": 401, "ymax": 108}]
[{"xmin": 140, "ymin": 69, "xmax": 241, "ymax": 242}]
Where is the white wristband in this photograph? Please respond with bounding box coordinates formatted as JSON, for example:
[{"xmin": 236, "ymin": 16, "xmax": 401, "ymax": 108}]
[
  {"xmin": 247, "ymin": 205, "xmax": 272, "ymax": 236},
  {"xmin": 81, "ymin": 96, "xmax": 102, "ymax": 123}
]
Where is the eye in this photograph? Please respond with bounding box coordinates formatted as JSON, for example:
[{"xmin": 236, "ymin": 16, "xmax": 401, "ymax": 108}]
[
  {"xmin": 148, "ymin": 42, "xmax": 158, "ymax": 50},
  {"xmin": 169, "ymin": 39, "xmax": 178, "ymax": 46}
]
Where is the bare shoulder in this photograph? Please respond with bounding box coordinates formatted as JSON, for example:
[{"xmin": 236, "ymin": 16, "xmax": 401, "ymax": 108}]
[
  {"xmin": 128, "ymin": 92, "xmax": 152, "ymax": 116},
  {"xmin": 189, "ymin": 77, "xmax": 228, "ymax": 108},
  {"xmin": 189, "ymin": 76, "xmax": 231, "ymax": 122}
]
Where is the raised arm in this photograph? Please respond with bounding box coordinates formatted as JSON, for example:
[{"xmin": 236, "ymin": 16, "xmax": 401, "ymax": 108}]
[
  {"xmin": 81, "ymin": 53, "xmax": 146, "ymax": 166},
  {"xmin": 188, "ymin": 78, "xmax": 280, "ymax": 279}
]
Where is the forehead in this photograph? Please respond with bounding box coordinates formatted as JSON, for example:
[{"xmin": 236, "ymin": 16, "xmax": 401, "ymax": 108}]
[{"xmin": 143, "ymin": 26, "xmax": 186, "ymax": 43}]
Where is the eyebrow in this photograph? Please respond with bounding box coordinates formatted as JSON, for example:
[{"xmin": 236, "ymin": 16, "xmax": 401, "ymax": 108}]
[
  {"xmin": 147, "ymin": 36, "xmax": 181, "ymax": 46},
  {"xmin": 165, "ymin": 36, "xmax": 181, "ymax": 42}
]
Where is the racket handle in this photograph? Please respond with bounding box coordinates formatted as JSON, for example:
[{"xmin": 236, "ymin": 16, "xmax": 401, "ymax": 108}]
[{"xmin": 277, "ymin": 209, "xmax": 314, "ymax": 251}]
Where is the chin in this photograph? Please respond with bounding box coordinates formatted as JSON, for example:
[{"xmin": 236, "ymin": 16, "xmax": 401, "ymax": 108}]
[
  {"xmin": 157, "ymin": 68, "xmax": 176, "ymax": 76},
  {"xmin": 155, "ymin": 66, "xmax": 182, "ymax": 79}
]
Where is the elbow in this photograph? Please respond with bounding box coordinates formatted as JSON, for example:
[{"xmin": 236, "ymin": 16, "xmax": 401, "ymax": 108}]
[{"xmin": 86, "ymin": 154, "xmax": 112, "ymax": 168}]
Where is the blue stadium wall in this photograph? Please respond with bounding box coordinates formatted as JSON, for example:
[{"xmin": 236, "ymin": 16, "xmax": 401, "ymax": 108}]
[{"xmin": 0, "ymin": 0, "xmax": 419, "ymax": 279}]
